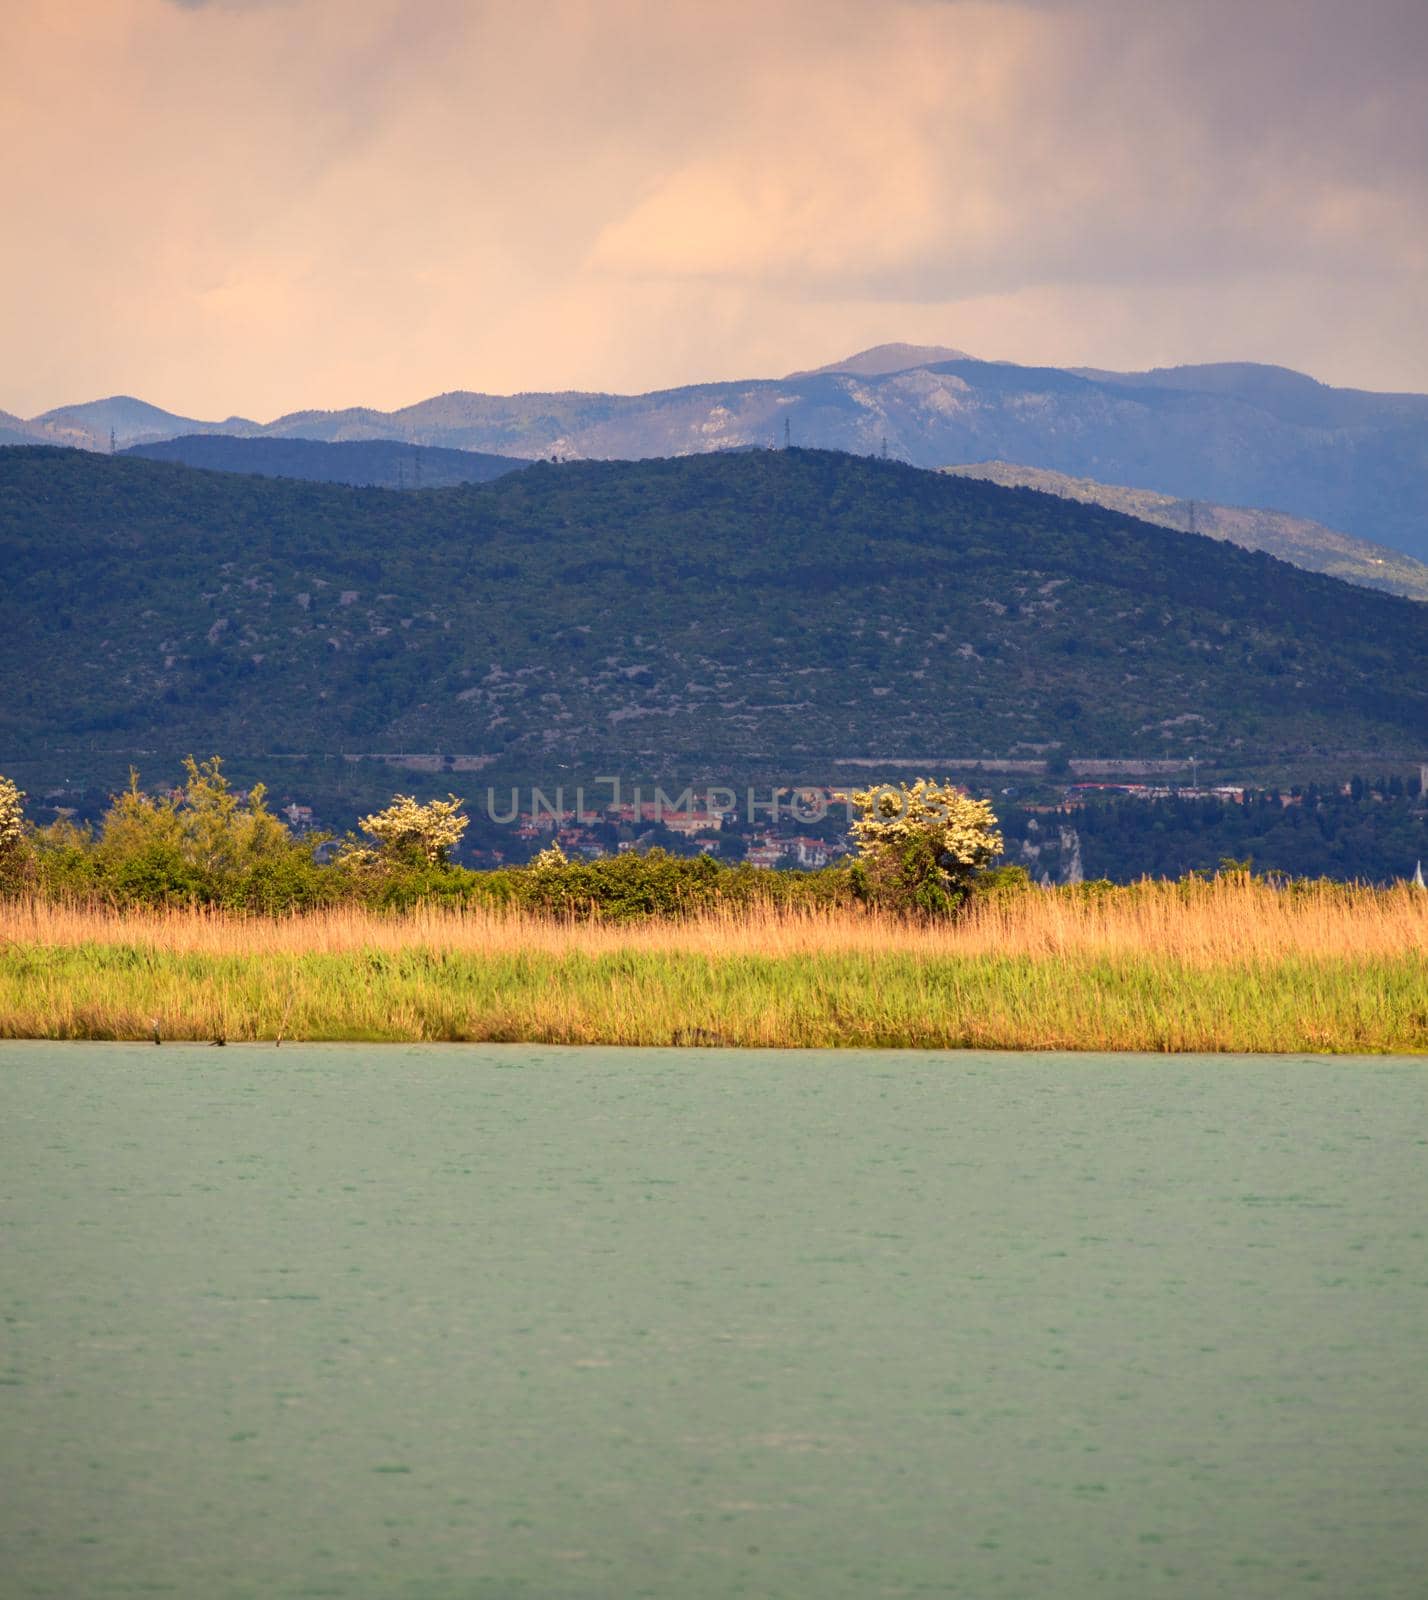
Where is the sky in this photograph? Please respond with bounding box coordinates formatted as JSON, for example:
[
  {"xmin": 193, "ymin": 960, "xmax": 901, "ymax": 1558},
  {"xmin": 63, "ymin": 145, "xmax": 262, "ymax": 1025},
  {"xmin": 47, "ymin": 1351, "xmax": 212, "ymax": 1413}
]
[{"xmin": 3, "ymin": 0, "xmax": 1426, "ymax": 418}]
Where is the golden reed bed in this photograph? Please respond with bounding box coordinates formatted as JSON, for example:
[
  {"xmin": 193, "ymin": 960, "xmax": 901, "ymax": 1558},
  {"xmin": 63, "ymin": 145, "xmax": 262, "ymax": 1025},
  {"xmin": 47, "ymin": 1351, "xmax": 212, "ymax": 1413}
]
[{"xmin": 5, "ymin": 877, "xmax": 1427, "ymax": 964}]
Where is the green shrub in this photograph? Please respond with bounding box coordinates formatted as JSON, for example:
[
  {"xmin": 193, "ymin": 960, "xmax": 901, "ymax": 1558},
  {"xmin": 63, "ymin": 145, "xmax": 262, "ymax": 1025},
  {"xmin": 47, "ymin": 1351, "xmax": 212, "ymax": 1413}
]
[
  {"xmin": 971, "ymin": 863, "xmax": 1033, "ymax": 897},
  {"xmin": 515, "ymin": 848, "xmax": 728, "ymax": 918},
  {"xmin": 63, "ymin": 757, "xmax": 335, "ymax": 910},
  {"xmin": 32, "ymin": 819, "xmax": 100, "ymax": 900},
  {"xmin": 506, "ymin": 849, "xmax": 863, "ymax": 920}
]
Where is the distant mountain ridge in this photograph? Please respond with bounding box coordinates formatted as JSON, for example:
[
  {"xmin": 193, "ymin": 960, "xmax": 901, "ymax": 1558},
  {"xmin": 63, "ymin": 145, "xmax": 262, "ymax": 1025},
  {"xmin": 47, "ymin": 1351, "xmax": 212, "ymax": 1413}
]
[
  {"xmin": 32, "ymin": 396, "xmax": 259, "ymax": 451},
  {"xmin": 944, "ymin": 461, "xmax": 1428, "ymax": 602},
  {"xmin": 13, "ymin": 346, "xmax": 1428, "ymax": 558},
  {"xmin": 1067, "ymin": 362, "xmax": 1428, "ymax": 429},
  {"xmin": 0, "ymin": 409, "xmax": 48, "ymax": 447}
]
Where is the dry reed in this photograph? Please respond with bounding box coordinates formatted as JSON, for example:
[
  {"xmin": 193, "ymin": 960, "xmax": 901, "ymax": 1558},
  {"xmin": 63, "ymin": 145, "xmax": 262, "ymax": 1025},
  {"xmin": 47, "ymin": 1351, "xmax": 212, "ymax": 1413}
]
[{"xmin": 4, "ymin": 878, "xmax": 1427, "ymax": 963}]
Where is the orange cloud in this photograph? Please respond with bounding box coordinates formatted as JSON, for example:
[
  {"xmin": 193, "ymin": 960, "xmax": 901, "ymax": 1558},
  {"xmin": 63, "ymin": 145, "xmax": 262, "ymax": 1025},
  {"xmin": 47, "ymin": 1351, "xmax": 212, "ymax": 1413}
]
[{"xmin": 1, "ymin": 0, "xmax": 1425, "ymax": 418}]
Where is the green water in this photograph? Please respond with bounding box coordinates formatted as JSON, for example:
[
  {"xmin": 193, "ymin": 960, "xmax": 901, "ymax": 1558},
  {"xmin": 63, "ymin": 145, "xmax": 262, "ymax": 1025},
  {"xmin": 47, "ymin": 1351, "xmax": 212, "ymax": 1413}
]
[{"xmin": 1, "ymin": 1045, "xmax": 1425, "ymax": 1599}]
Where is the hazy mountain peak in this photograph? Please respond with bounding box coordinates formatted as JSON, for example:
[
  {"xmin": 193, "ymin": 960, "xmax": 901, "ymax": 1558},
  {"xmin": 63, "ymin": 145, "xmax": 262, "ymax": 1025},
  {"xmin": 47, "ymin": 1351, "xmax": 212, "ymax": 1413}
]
[
  {"xmin": 34, "ymin": 395, "xmax": 197, "ymax": 429},
  {"xmin": 788, "ymin": 343, "xmax": 973, "ymax": 379},
  {"xmin": 25, "ymin": 395, "xmax": 261, "ymax": 453}
]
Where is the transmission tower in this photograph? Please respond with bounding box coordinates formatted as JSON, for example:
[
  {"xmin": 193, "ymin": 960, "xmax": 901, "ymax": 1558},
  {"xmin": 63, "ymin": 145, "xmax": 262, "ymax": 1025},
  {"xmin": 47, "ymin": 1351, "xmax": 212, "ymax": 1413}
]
[{"xmin": 784, "ymin": 416, "xmax": 791, "ymax": 450}]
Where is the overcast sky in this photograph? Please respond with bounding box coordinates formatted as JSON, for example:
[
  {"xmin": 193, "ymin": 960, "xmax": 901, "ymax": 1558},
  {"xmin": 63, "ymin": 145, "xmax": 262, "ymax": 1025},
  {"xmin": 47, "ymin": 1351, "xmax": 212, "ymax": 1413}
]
[{"xmin": 3, "ymin": 0, "xmax": 1425, "ymax": 418}]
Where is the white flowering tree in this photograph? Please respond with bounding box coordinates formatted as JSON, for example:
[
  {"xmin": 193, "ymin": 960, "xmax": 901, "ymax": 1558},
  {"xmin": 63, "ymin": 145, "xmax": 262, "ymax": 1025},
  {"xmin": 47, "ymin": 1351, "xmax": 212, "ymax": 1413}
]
[
  {"xmin": 528, "ymin": 841, "xmax": 569, "ymax": 871},
  {"xmin": 344, "ymin": 793, "xmax": 469, "ymax": 870},
  {"xmin": 848, "ymin": 778, "xmax": 1003, "ymax": 914},
  {"xmin": 0, "ymin": 775, "xmax": 32, "ymax": 889}
]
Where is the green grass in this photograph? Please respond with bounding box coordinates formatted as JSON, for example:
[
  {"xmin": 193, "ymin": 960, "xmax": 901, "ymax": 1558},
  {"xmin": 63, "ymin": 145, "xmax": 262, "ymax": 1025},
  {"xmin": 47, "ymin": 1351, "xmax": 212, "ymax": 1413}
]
[{"xmin": 4, "ymin": 943, "xmax": 1425, "ymax": 1053}]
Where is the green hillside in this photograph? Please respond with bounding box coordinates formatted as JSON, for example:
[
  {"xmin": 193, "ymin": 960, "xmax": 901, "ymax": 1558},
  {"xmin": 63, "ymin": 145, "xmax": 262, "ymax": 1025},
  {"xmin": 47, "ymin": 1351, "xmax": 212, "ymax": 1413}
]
[
  {"xmin": 3, "ymin": 445, "xmax": 1426, "ymax": 787},
  {"xmin": 124, "ymin": 434, "xmax": 530, "ymax": 490},
  {"xmin": 944, "ymin": 461, "xmax": 1428, "ymax": 601}
]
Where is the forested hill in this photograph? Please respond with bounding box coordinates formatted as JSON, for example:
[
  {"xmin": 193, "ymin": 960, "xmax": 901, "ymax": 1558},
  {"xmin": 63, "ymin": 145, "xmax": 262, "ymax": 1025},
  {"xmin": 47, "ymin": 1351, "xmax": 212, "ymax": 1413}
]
[
  {"xmin": 3, "ymin": 444, "xmax": 1426, "ymax": 780},
  {"xmin": 123, "ymin": 434, "xmax": 529, "ymax": 489}
]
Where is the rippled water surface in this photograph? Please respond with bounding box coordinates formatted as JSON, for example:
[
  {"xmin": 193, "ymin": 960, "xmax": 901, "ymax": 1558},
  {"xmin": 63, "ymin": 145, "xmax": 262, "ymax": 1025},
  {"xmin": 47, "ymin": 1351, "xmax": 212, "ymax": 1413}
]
[{"xmin": 2, "ymin": 1043, "xmax": 1426, "ymax": 1598}]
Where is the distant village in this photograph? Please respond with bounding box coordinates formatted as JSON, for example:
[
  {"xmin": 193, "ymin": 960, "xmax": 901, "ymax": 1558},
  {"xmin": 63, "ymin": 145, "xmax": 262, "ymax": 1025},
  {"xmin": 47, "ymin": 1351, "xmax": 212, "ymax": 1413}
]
[
  {"xmin": 470, "ymin": 790, "xmax": 849, "ymax": 871},
  {"xmin": 249, "ymin": 770, "xmax": 1428, "ymax": 880}
]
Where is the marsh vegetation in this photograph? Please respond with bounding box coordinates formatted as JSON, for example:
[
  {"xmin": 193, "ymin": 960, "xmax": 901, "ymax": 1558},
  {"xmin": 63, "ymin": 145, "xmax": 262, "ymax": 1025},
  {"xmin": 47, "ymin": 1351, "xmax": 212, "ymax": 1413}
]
[{"xmin": 4, "ymin": 878, "xmax": 1425, "ymax": 1052}]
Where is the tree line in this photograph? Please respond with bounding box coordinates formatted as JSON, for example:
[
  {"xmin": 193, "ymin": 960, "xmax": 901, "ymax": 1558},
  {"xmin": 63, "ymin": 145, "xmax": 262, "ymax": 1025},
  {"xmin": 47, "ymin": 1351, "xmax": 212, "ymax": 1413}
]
[{"xmin": 0, "ymin": 762, "xmax": 1016, "ymax": 918}]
